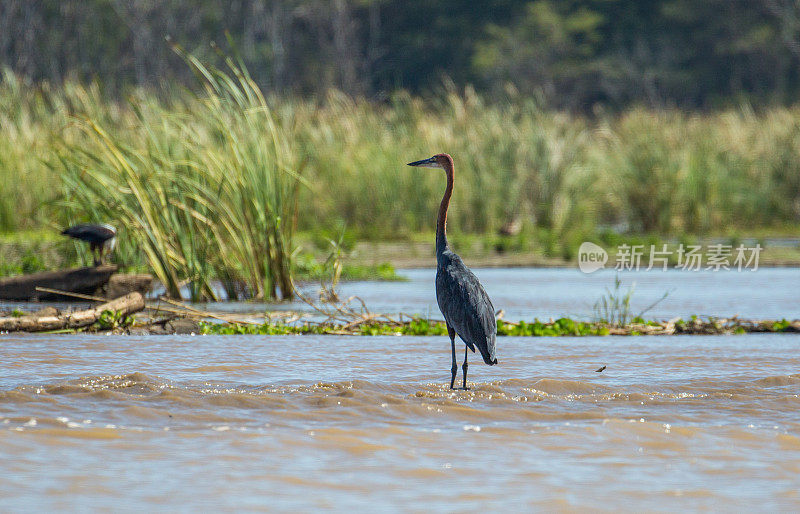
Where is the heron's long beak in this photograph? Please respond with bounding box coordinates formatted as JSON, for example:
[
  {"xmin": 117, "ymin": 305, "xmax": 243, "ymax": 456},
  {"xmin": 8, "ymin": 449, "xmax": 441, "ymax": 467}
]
[{"xmin": 407, "ymin": 156, "xmax": 438, "ymax": 168}]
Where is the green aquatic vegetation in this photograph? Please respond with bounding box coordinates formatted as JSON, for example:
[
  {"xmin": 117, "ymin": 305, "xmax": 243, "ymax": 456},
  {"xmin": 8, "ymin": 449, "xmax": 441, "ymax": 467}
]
[
  {"xmin": 187, "ymin": 315, "xmax": 797, "ymax": 337},
  {"xmin": 202, "ymin": 317, "xmax": 614, "ymax": 337},
  {"xmin": 199, "ymin": 321, "xmax": 328, "ymax": 336},
  {"xmin": 630, "ymin": 316, "xmax": 661, "ymax": 326},
  {"xmin": 593, "ymin": 276, "xmax": 671, "ymax": 326},
  {"xmin": 592, "ymin": 276, "xmax": 634, "ymax": 326},
  {"xmin": 358, "ymin": 323, "xmax": 402, "ymax": 336},
  {"xmin": 94, "ymin": 309, "xmax": 135, "ymax": 330},
  {"xmin": 772, "ymin": 319, "xmax": 792, "ymax": 332},
  {"xmin": 205, "ymin": 318, "xmax": 609, "ymax": 337},
  {"xmin": 357, "ymin": 318, "xmax": 450, "ymax": 336},
  {"xmin": 400, "ymin": 318, "xmax": 449, "ymax": 336},
  {"xmin": 497, "ymin": 318, "xmax": 601, "ymax": 336},
  {"xmin": 596, "ymin": 326, "xmax": 611, "ymax": 336}
]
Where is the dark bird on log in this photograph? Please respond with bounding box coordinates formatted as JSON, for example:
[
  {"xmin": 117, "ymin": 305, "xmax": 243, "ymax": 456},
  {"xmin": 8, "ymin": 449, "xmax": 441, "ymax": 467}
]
[
  {"xmin": 407, "ymin": 154, "xmax": 497, "ymax": 390},
  {"xmin": 61, "ymin": 223, "xmax": 117, "ymax": 266}
]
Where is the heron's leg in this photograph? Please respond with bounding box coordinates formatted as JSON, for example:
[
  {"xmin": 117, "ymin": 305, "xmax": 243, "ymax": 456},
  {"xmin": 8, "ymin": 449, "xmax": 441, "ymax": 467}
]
[
  {"xmin": 462, "ymin": 346, "xmax": 470, "ymax": 390},
  {"xmin": 447, "ymin": 323, "xmax": 457, "ymax": 389}
]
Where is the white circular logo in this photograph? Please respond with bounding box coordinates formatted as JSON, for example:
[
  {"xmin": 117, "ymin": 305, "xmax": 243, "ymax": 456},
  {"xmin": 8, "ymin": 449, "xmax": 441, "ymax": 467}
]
[{"xmin": 578, "ymin": 242, "xmax": 607, "ymax": 273}]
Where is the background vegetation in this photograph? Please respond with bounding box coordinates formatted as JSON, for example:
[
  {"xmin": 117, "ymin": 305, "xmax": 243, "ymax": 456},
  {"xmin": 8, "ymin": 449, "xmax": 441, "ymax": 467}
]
[
  {"xmin": 2, "ymin": 69, "xmax": 799, "ymax": 267},
  {"xmin": 4, "ymin": 1, "xmax": 800, "ymax": 111}
]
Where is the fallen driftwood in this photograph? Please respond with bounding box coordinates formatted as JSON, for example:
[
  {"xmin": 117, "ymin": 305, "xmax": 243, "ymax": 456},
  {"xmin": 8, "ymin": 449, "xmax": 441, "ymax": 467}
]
[
  {"xmin": 0, "ymin": 265, "xmax": 118, "ymax": 301},
  {"xmin": 0, "ymin": 292, "xmax": 145, "ymax": 332}
]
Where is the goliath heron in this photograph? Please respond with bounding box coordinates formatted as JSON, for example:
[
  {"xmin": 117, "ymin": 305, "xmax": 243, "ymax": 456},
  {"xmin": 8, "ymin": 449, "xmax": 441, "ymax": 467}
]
[
  {"xmin": 61, "ymin": 223, "xmax": 117, "ymax": 266},
  {"xmin": 407, "ymin": 154, "xmax": 497, "ymax": 390}
]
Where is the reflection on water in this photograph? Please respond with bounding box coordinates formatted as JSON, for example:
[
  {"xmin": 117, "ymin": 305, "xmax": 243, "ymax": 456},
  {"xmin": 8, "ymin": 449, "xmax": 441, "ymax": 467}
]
[{"xmin": 2, "ymin": 332, "xmax": 800, "ymax": 510}]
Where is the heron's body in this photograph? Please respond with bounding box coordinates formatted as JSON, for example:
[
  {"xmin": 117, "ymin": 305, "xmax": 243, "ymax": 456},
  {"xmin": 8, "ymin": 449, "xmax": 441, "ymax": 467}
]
[
  {"xmin": 408, "ymin": 153, "xmax": 497, "ymax": 389},
  {"xmin": 436, "ymin": 248, "xmax": 498, "ymax": 366},
  {"xmin": 61, "ymin": 223, "xmax": 117, "ymax": 266}
]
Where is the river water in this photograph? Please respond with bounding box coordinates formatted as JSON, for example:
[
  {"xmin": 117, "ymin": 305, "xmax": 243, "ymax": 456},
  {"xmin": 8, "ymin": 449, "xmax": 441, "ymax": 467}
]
[
  {"xmin": 198, "ymin": 267, "xmax": 800, "ymax": 321},
  {"xmin": 2, "ymin": 268, "xmax": 799, "ymax": 511}
]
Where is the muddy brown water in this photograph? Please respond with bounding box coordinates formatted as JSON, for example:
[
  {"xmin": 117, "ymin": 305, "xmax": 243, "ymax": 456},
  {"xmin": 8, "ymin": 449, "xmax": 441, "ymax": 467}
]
[{"xmin": 2, "ymin": 268, "xmax": 800, "ymax": 510}]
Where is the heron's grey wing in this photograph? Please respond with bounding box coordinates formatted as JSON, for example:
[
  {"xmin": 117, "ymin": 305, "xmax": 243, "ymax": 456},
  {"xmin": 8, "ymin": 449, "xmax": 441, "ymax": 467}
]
[
  {"xmin": 436, "ymin": 253, "xmax": 497, "ymax": 364},
  {"xmin": 436, "ymin": 267, "xmax": 476, "ymax": 353}
]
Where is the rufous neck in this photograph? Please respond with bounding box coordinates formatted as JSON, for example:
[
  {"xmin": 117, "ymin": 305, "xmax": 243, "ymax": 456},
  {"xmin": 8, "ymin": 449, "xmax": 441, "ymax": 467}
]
[{"xmin": 436, "ymin": 160, "xmax": 454, "ymax": 256}]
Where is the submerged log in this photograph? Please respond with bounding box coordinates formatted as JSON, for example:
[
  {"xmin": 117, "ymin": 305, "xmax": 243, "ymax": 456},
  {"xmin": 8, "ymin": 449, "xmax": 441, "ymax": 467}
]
[
  {"xmin": 0, "ymin": 265, "xmax": 118, "ymax": 301},
  {"xmin": 0, "ymin": 292, "xmax": 145, "ymax": 332}
]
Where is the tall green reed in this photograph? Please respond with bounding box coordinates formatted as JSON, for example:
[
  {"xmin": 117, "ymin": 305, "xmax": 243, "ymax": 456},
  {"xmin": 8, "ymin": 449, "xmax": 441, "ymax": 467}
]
[{"xmin": 55, "ymin": 53, "xmax": 301, "ymax": 300}]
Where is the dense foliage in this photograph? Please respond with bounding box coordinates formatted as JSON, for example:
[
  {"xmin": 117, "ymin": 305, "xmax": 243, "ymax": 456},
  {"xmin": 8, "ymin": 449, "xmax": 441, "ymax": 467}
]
[
  {"xmin": 2, "ymin": 68, "xmax": 799, "ymax": 278},
  {"xmin": 2, "ymin": 1, "xmax": 800, "ymax": 110}
]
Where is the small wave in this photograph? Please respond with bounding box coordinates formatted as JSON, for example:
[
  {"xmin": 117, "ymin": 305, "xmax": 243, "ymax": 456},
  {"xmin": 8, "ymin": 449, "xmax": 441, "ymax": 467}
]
[
  {"xmin": 4, "ymin": 374, "xmax": 800, "ymax": 432},
  {"xmin": 752, "ymin": 374, "xmax": 800, "ymax": 388},
  {"xmin": 524, "ymin": 378, "xmax": 614, "ymax": 396},
  {"xmin": 182, "ymin": 365, "xmax": 262, "ymax": 373},
  {"xmin": 43, "ymin": 373, "xmax": 172, "ymax": 396}
]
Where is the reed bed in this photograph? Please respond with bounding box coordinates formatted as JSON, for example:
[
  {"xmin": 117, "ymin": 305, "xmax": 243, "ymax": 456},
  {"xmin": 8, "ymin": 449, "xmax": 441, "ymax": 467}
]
[
  {"xmin": 1, "ymin": 63, "xmax": 799, "ymax": 297},
  {"xmin": 54, "ymin": 54, "xmax": 301, "ymax": 301}
]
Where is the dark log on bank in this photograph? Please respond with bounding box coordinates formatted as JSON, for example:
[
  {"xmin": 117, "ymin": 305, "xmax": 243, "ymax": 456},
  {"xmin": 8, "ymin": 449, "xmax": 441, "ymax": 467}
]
[
  {"xmin": 0, "ymin": 265, "xmax": 118, "ymax": 301},
  {"xmin": 0, "ymin": 292, "xmax": 145, "ymax": 332}
]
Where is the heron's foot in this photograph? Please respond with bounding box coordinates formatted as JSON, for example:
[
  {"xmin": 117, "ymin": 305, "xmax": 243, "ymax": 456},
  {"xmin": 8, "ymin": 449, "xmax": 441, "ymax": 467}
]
[
  {"xmin": 462, "ymin": 363, "xmax": 468, "ymax": 390},
  {"xmin": 449, "ymin": 365, "xmax": 457, "ymax": 389}
]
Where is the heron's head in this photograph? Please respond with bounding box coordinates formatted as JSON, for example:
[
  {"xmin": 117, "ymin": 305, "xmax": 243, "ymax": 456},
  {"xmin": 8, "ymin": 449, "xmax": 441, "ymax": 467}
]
[{"xmin": 406, "ymin": 153, "xmax": 453, "ymax": 170}]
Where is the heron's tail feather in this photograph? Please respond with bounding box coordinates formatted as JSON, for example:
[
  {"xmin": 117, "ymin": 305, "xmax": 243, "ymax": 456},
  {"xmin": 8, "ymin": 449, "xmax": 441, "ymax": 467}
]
[
  {"xmin": 479, "ymin": 346, "xmax": 497, "ymax": 365},
  {"xmin": 479, "ymin": 335, "xmax": 497, "ymax": 365}
]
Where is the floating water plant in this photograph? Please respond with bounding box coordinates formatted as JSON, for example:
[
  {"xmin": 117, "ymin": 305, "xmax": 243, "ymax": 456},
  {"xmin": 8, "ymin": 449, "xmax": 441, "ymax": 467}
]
[{"xmin": 196, "ymin": 316, "xmax": 798, "ymax": 337}]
